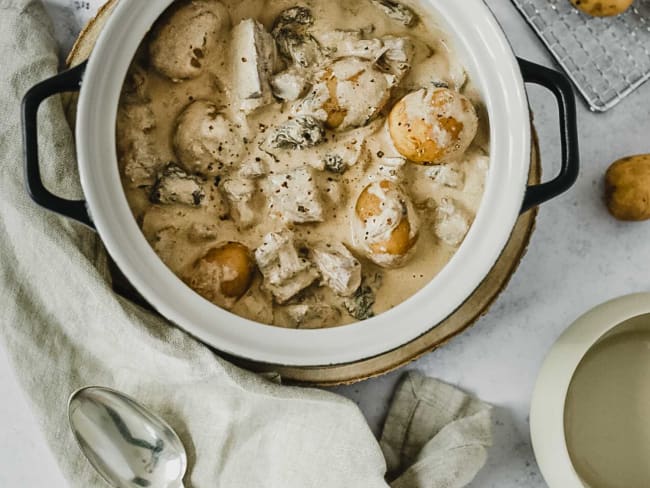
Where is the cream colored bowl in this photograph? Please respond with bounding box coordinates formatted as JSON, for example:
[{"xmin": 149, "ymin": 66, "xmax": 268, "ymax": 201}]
[{"xmin": 530, "ymin": 293, "xmax": 650, "ymax": 487}]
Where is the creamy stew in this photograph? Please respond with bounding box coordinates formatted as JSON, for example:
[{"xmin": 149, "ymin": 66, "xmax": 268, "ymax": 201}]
[{"xmin": 116, "ymin": 0, "xmax": 490, "ymax": 329}]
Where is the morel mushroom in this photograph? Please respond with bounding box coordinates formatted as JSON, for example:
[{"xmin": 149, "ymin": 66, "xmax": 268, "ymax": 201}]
[
  {"xmin": 271, "ymin": 7, "xmax": 323, "ymax": 67},
  {"xmin": 369, "ymin": 0, "xmax": 418, "ymax": 26},
  {"xmin": 150, "ymin": 163, "xmax": 205, "ymax": 207},
  {"xmin": 268, "ymin": 116, "xmax": 325, "ymax": 150}
]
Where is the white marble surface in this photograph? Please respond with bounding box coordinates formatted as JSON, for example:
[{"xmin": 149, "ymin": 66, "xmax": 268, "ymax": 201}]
[{"xmin": 2, "ymin": 0, "xmax": 650, "ymax": 486}]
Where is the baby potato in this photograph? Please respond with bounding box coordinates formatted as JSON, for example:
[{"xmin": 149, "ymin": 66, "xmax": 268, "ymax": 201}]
[
  {"xmin": 149, "ymin": 0, "xmax": 231, "ymax": 81},
  {"xmin": 353, "ymin": 180, "xmax": 419, "ymax": 267},
  {"xmin": 569, "ymin": 0, "xmax": 634, "ymax": 17},
  {"xmin": 190, "ymin": 242, "xmax": 255, "ymax": 305},
  {"xmin": 308, "ymin": 57, "xmax": 394, "ymax": 131},
  {"xmin": 605, "ymin": 155, "xmax": 650, "ymax": 221},
  {"xmin": 355, "ymin": 182, "xmax": 387, "ymax": 221},
  {"xmin": 388, "ymin": 87, "xmax": 478, "ymax": 165},
  {"xmin": 370, "ymin": 219, "xmax": 412, "ymax": 256},
  {"xmin": 173, "ymin": 100, "xmax": 244, "ymax": 175},
  {"xmin": 322, "ymin": 69, "xmax": 348, "ymax": 130}
]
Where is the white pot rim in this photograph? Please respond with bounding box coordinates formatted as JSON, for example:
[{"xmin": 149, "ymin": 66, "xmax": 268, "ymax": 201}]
[
  {"xmin": 530, "ymin": 292, "xmax": 650, "ymax": 487},
  {"xmin": 76, "ymin": 0, "xmax": 530, "ymax": 367}
]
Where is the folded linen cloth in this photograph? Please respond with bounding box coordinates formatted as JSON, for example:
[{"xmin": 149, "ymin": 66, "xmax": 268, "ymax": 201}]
[
  {"xmin": 0, "ymin": 1, "xmax": 492, "ymax": 486},
  {"xmin": 381, "ymin": 373, "xmax": 493, "ymax": 488}
]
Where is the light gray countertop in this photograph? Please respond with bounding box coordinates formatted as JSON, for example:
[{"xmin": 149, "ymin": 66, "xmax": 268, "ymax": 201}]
[{"xmin": 2, "ymin": 1, "xmax": 650, "ymax": 486}]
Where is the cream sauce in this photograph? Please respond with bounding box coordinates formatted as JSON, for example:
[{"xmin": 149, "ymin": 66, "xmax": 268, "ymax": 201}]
[
  {"xmin": 564, "ymin": 315, "xmax": 650, "ymax": 488},
  {"xmin": 117, "ymin": 0, "xmax": 489, "ymax": 328}
]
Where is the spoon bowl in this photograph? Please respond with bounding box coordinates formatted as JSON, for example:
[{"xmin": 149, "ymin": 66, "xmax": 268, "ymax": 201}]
[{"xmin": 68, "ymin": 386, "xmax": 187, "ymax": 488}]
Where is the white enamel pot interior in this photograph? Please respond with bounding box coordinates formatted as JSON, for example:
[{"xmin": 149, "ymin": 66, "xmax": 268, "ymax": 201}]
[
  {"xmin": 530, "ymin": 293, "xmax": 650, "ymax": 487},
  {"xmin": 75, "ymin": 0, "xmax": 530, "ymax": 366}
]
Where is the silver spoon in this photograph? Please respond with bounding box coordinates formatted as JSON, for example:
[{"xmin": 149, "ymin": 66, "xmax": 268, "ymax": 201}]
[{"xmin": 68, "ymin": 386, "xmax": 187, "ymax": 488}]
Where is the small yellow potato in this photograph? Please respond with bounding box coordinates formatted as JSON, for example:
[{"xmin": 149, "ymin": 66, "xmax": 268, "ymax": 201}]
[
  {"xmin": 605, "ymin": 155, "xmax": 650, "ymax": 221},
  {"xmin": 370, "ymin": 219, "xmax": 412, "ymax": 256},
  {"xmin": 149, "ymin": 0, "xmax": 231, "ymax": 81},
  {"xmin": 356, "ymin": 184, "xmax": 413, "ymax": 256},
  {"xmin": 322, "ymin": 69, "xmax": 348, "ymax": 130},
  {"xmin": 388, "ymin": 87, "xmax": 478, "ymax": 164},
  {"xmin": 190, "ymin": 242, "xmax": 255, "ymax": 304},
  {"xmin": 569, "ymin": 0, "xmax": 634, "ymax": 17},
  {"xmin": 173, "ymin": 100, "xmax": 244, "ymax": 175},
  {"xmin": 354, "ymin": 180, "xmax": 419, "ymax": 267},
  {"xmin": 314, "ymin": 57, "xmax": 394, "ymax": 131},
  {"xmin": 355, "ymin": 182, "xmax": 385, "ymax": 220}
]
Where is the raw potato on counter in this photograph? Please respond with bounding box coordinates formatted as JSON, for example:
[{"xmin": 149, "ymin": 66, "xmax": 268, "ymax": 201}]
[
  {"xmin": 569, "ymin": 0, "xmax": 634, "ymax": 17},
  {"xmin": 605, "ymin": 155, "xmax": 650, "ymax": 221}
]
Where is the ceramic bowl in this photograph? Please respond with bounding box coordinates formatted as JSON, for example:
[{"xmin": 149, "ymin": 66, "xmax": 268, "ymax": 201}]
[{"xmin": 531, "ymin": 293, "xmax": 650, "ymax": 487}]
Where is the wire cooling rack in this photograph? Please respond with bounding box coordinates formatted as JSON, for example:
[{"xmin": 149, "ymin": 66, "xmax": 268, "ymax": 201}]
[{"xmin": 511, "ymin": 0, "xmax": 650, "ymax": 111}]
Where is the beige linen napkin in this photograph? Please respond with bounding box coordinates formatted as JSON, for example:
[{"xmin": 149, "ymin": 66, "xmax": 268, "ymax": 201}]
[
  {"xmin": 0, "ymin": 1, "xmax": 492, "ymax": 486},
  {"xmin": 382, "ymin": 372, "xmax": 493, "ymax": 488}
]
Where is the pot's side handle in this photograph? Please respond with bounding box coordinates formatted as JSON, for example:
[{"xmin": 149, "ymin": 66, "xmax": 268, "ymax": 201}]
[
  {"xmin": 518, "ymin": 58, "xmax": 580, "ymax": 214},
  {"xmin": 22, "ymin": 61, "xmax": 95, "ymax": 229}
]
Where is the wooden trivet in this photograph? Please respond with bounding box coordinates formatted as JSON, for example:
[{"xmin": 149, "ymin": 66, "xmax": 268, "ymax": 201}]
[{"xmin": 63, "ymin": 1, "xmax": 539, "ymax": 386}]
